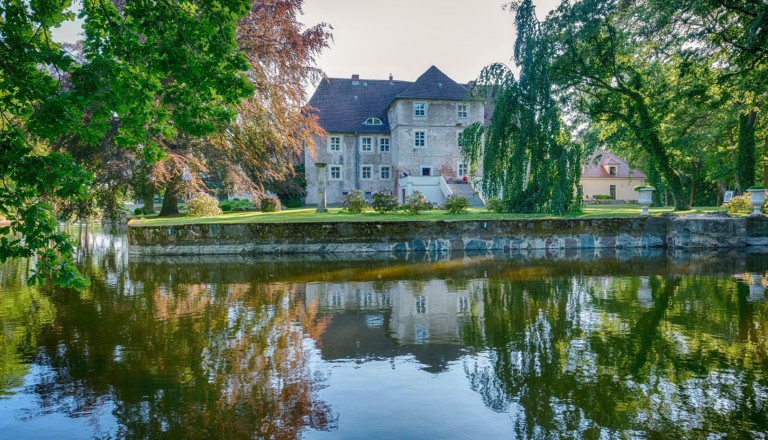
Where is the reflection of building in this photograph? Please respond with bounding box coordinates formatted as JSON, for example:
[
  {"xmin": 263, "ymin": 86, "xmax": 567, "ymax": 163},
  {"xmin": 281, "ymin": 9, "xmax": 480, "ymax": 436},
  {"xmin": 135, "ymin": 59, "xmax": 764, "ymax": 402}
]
[{"xmin": 303, "ymin": 279, "xmax": 485, "ymax": 372}]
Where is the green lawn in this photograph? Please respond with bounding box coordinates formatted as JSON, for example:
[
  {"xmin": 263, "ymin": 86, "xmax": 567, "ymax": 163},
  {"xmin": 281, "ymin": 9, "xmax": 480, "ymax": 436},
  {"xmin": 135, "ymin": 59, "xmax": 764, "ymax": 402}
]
[{"xmin": 129, "ymin": 205, "xmax": 724, "ymax": 227}]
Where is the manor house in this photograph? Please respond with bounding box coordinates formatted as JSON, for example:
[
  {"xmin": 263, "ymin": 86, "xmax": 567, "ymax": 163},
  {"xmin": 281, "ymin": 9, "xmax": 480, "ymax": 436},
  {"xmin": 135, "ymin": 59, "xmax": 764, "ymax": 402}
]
[{"xmin": 304, "ymin": 66, "xmax": 485, "ymax": 206}]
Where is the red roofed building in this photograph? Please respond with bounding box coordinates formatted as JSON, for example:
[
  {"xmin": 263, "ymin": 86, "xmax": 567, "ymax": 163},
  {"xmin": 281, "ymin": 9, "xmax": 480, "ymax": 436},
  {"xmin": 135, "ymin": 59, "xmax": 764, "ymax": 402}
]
[{"xmin": 581, "ymin": 150, "xmax": 647, "ymax": 201}]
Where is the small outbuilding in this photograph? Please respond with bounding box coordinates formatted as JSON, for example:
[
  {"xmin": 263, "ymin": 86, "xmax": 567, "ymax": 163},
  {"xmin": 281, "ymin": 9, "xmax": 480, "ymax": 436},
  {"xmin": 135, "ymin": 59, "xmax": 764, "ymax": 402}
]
[{"xmin": 580, "ymin": 150, "xmax": 647, "ymax": 201}]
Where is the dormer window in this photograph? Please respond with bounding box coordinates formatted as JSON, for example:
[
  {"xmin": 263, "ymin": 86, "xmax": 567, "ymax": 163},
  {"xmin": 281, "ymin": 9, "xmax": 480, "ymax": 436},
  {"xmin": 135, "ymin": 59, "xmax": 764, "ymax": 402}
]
[{"xmin": 363, "ymin": 117, "xmax": 383, "ymax": 125}]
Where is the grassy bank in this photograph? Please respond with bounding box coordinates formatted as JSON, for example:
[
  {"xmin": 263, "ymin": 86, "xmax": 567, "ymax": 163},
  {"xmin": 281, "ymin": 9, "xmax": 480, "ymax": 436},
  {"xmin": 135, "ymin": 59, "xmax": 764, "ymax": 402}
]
[{"xmin": 129, "ymin": 205, "xmax": 722, "ymax": 227}]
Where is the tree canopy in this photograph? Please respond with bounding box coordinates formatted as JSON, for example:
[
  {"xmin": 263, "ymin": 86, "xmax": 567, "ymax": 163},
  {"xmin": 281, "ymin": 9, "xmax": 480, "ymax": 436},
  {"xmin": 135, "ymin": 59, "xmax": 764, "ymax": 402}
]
[{"xmin": 1, "ymin": 0, "xmax": 327, "ymax": 287}]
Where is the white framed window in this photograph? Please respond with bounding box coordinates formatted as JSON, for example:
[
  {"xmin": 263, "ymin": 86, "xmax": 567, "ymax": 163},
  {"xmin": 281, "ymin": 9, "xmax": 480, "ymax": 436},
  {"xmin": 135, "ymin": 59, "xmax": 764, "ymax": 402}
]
[
  {"xmin": 379, "ymin": 137, "xmax": 390, "ymax": 153},
  {"xmin": 420, "ymin": 166, "xmax": 432, "ymax": 176},
  {"xmin": 414, "ymin": 131, "xmax": 425, "ymax": 148},
  {"xmin": 457, "ymin": 104, "xmax": 469, "ymax": 119},
  {"xmin": 361, "ymin": 165, "xmax": 372, "ymax": 180},
  {"xmin": 380, "ymin": 166, "xmax": 391, "ymax": 180},
  {"xmin": 329, "ymin": 165, "xmax": 342, "ymax": 181},
  {"xmin": 458, "ymin": 163, "xmax": 468, "ymax": 177},
  {"xmin": 361, "ymin": 137, "xmax": 373, "ymax": 152},
  {"xmin": 415, "ymin": 295, "xmax": 427, "ymax": 314},
  {"xmin": 458, "ymin": 296, "xmax": 469, "ymax": 313},
  {"xmin": 329, "ymin": 136, "xmax": 341, "ymax": 152},
  {"xmin": 414, "ymin": 102, "xmax": 426, "ymax": 118}
]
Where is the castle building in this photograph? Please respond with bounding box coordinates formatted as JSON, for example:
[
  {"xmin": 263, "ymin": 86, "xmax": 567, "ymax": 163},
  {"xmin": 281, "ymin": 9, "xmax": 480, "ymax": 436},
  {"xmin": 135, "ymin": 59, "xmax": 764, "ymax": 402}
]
[{"xmin": 304, "ymin": 66, "xmax": 485, "ymax": 206}]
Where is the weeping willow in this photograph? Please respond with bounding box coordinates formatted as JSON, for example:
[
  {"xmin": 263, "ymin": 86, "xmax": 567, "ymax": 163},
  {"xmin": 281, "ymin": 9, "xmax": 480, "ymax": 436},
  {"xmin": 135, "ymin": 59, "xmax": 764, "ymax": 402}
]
[{"xmin": 460, "ymin": 0, "xmax": 582, "ymax": 215}]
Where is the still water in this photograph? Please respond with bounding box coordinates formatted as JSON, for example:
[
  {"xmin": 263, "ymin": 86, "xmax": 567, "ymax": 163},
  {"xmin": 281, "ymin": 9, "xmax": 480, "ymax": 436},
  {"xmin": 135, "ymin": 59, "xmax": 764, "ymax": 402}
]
[{"xmin": 1, "ymin": 227, "xmax": 768, "ymax": 439}]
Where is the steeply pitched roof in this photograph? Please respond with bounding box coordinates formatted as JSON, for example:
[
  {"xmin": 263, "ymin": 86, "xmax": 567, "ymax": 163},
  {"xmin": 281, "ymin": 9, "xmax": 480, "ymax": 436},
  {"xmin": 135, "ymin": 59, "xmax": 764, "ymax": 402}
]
[
  {"xmin": 307, "ymin": 66, "xmax": 471, "ymax": 133},
  {"xmin": 307, "ymin": 77, "xmax": 411, "ymax": 133},
  {"xmin": 582, "ymin": 150, "xmax": 647, "ymax": 179},
  {"xmin": 395, "ymin": 65, "xmax": 469, "ymax": 101}
]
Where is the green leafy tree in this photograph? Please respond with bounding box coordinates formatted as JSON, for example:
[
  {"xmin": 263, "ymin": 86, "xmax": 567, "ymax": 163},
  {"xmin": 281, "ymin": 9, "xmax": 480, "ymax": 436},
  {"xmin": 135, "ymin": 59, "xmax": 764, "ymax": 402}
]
[
  {"xmin": 461, "ymin": 0, "xmax": 582, "ymax": 214},
  {"xmin": 1, "ymin": 0, "xmax": 256, "ymax": 286}
]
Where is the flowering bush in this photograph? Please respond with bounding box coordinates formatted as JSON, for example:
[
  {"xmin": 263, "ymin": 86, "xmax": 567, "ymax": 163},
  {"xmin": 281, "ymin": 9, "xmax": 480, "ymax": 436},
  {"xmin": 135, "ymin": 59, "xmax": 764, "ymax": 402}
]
[
  {"xmin": 486, "ymin": 196, "xmax": 504, "ymax": 213},
  {"xmin": 341, "ymin": 189, "xmax": 368, "ymax": 213},
  {"xmin": 443, "ymin": 194, "xmax": 469, "ymax": 214},
  {"xmin": 724, "ymin": 193, "xmax": 768, "ymax": 215},
  {"xmin": 260, "ymin": 196, "xmax": 282, "ymax": 212},
  {"xmin": 402, "ymin": 191, "xmax": 430, "ymax": 214},
  {"xmin": 371, "ymin": 190, "xmax": 399, "ymax": 213},
  {"xmin": 187, "ymin": 193, "xmax": 223, "ymax": 217}
]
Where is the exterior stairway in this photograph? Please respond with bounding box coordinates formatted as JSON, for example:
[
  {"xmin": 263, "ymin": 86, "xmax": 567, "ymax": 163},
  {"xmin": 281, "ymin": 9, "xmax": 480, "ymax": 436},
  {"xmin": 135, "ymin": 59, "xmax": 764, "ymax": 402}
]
[{"xmin": 447, "ymin": 180, "xmax": 485, "ymax": 207}]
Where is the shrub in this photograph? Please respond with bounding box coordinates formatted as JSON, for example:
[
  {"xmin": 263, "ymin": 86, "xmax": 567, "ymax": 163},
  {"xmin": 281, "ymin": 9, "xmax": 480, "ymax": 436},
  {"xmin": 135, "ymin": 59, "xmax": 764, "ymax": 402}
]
[
  {"xmin": 133, "ymin": 207, "xmax": 143, "ymax": 216},
  {"xmin": 187, "ymin": 193, "xmax": 223, "ymax": 217},
  {"xmin": 486, "ymin": 196, "xmax": 504, "ymax": 213},
  {"xmin": 371, "ymin": 190, "xmax": 399, "ymax": 213},
  {"xmin": 283, "ymin": 196, "xmax": 304, "ymax": 208},
  {"xmin": 232, "ymin": 199, "xmax": 256, "ymax": 211},
  {"xmin": 260, "ymin": 196, "xmax": 282, "ymax": 212},
  {"xmin": 724, "ymin": 193, "xmax": 768, "ymax": 215},
  {"xmin": 443, "ymin": 194, "xmax": 469, "ymax": 214},
  {"xmin": 402, "ymin": 191, "xmax": 430, "ymax": 214},
  {"xmin": 594, "ymin": 194, "xmax": 613, "ymax": 200},
  {"xmin": 219, "ymin": 201, "xmax": 233, "ymax": 212},
  {"xmin": 341, "ymin": 189, "xmax": 368, "ymax": 213}
]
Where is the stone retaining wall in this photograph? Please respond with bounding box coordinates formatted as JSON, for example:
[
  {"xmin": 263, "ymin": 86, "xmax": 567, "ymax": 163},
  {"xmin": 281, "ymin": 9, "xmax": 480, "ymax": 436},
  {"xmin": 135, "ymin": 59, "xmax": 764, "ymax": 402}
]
[{"xmin": 127, "ymin": 215, "xmax": 768, "ymax": 256}]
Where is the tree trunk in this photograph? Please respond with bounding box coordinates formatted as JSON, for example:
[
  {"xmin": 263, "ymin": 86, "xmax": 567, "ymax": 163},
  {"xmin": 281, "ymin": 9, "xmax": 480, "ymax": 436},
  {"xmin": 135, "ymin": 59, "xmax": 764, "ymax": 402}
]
[
  {"xmin": 627, "ymin": 92, "xmax": 690, "ymax": 210},
  {"xmin": 142, "ymin": 192, "xmax": 155, "ymax": 215},
  {"xmin": 159, "ymin": 180, "xmax": 182, "ymax": 216},
  {"xmin": 737, "ymin": 110, "xmax": 757, "ymax": 192}
]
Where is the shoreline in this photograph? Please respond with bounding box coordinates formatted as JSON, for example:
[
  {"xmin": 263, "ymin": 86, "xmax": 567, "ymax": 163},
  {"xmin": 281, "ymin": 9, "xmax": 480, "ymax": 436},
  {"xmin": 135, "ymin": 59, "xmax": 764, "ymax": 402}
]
[{"xmin": 127, "ymin": 215, "xmax": 768, "ymax": 256}]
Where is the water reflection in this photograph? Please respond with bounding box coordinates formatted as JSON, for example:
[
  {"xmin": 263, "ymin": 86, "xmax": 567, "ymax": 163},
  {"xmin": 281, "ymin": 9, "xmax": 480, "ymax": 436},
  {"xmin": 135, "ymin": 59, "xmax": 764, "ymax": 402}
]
[{"xmin": 1, "ymin": 227, "xmax": 768, "ymax": 438}]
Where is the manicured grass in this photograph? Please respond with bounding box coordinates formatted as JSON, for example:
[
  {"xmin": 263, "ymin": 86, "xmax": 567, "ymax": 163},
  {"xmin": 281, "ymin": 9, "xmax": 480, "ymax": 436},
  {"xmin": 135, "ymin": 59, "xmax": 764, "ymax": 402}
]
[{"xmin": 129, "ymin": 204, "xmax": 724, "ymax": 227}]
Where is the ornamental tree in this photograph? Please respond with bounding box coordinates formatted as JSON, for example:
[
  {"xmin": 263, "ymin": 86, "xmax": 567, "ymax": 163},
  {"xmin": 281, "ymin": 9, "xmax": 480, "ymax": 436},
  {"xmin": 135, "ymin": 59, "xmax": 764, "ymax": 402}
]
[{"xmin": 1, "ymin": 0, "xmax": 255, "ymax": 287}]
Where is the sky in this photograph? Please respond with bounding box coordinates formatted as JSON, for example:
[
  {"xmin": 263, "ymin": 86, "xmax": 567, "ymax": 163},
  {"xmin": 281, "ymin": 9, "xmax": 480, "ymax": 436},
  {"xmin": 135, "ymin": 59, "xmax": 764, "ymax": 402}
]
[
  {"xmin": 51, "ymin": 0, "xmax": 561, "ymax": 86},
  {"xmin": 301, "ymin": 0, "xmax": 560, "ymax": 84}
]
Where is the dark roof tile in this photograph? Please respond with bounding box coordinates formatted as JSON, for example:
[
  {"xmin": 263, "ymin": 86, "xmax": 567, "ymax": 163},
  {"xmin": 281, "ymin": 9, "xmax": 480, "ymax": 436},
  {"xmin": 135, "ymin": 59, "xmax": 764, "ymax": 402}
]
[
  {"xmin": 307, "ymin": 77, "xmax": 410, "ymax": 133},
  {"xmin": 396, "ymin": 65, "xmax": 469, "ymax": 101}
]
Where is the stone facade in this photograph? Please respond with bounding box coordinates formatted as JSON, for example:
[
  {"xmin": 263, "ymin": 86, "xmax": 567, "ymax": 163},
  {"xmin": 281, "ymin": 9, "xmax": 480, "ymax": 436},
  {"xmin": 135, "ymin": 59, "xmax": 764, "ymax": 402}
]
[{"xmin": 305, "ymin": 66, "xmax": 484, "ymax": 205}]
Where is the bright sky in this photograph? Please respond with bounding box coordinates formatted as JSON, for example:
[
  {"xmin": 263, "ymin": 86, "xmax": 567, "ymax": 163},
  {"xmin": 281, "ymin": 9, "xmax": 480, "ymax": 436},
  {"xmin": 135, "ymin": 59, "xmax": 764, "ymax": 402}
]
[
  {"xmin": 301, "ymin": 0, "xmax": 561, "ymax": 83},
  {"xmin": 52, "ymin": 0, "xmax": 561, "ymax": 85}
]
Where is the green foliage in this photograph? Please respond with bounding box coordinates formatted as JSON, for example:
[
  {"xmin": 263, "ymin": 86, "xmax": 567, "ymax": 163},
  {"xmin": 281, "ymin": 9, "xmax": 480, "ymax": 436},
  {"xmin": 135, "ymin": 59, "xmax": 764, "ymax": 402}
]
[
  {"xmin": 402, "ymin": 191, "xmax": 430, "ymax": 215},
  {"xmin": 594, "ymin": 195, "xmax": 613, "ymax": 200},
  {"xmin": 133, "ymin": 207, "xmax": 143, "ymax": 216},
  {"xmin": 283, "ymin": 197, "xmax": 304, "ymax": 209},
  {"xmin": 443, "ymin": 194, "xmax": 470, "ymax": 214},
  {"xmin": 219, "ymin": 201, "xmax": 233, "ymax": 212},
  {"xmin": 340, "ymin": 190, "xmax": 368, "ymax": 214},
  {"xmin": 187, "ymin": 193, "xmax": 223, "ymax": 218},
  {"xmin": 462, "ymin": 0, "xmax": 582, "ymax": 215},
  {"xmin": 737, "ymin": 112, "xmax": 757, "ymax": 191},
  {"xmin": 723, "ymin": 193, "xmax": 768, "ymax": 216},
  {"xmin": 260, "ymin": 196, "xmax": 282, "ymax": 213},
  {"xmin": 0, "ymin": 0, "xmax": 254, "ymax": 287},
  {"xmin": 371, "ymin": 191, "xmax": 399, "ymax": 213},
  {"xmin": 486, "ymin": 197, "xmax": 504, "ymax": 213}
]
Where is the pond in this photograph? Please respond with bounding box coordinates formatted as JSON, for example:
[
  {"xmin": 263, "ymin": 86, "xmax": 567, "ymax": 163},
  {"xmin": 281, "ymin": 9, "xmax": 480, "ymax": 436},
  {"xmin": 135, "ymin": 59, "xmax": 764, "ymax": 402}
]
[{"xmin": 1, "ymin": 227, "xmax": 768, "ymax": 439}]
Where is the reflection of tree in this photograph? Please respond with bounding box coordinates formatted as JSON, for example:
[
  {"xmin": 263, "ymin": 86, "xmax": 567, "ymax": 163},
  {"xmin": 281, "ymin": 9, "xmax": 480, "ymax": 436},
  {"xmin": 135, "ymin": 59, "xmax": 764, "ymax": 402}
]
[
  {"xmin": 25, "ymin": 252, "xmax": 336, "ymax": 439},
  {"xmin": 0, "ymin": 259, "xmax": 56, "ymax": 396},
  {"xmin": 466, "ymin": 275, "xmax": 768, "ymax": 437}
]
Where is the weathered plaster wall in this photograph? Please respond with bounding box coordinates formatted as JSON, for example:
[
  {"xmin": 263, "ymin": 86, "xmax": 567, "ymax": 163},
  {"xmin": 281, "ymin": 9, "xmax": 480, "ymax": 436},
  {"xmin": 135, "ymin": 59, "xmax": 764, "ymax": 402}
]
[{"xmin": 128, "ymin": 216, "xmax": 767, "ymax": 256}]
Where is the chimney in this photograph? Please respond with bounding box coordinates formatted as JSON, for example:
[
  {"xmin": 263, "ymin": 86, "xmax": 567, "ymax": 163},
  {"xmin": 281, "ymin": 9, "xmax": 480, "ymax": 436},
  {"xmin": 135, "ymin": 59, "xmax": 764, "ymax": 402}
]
[
  {"xmin": 389, "ymin": 73, "xmax": 393, "ymax": 81},
  {"xmin": 352, "ymin": 74, "xmax": 359, "ymax": 80},
  {"xmin": 467, "ymin": 80, "xmax": 476, "ymax": 87}
]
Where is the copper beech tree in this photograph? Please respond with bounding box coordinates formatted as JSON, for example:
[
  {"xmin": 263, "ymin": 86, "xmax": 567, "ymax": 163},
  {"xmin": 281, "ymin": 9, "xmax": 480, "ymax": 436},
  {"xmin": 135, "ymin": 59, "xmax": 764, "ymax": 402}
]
[{"xmin": 151, "ymin": 0, "xmax": 330, "ymax": 216}]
